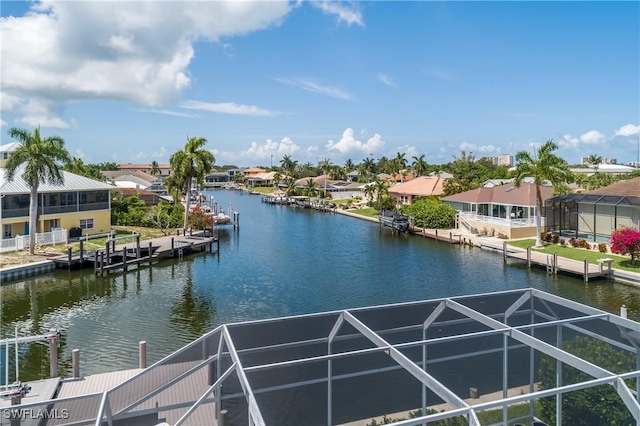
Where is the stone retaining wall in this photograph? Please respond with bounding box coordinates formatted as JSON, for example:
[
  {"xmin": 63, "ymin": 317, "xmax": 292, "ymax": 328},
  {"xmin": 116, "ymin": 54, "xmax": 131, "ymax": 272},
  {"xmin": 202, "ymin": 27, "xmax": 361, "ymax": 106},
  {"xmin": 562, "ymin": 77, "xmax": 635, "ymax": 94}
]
[{"xmin": 1, "ymin": 260, "xmax": 56, "ymax": 284}]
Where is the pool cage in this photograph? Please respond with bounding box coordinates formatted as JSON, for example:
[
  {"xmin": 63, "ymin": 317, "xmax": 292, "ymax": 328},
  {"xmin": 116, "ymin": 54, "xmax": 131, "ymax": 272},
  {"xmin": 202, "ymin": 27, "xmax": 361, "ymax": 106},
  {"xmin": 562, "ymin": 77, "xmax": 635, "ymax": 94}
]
[
  {"xmin": 5, "ymin": 288, "xmax": 640, "ymax": 426},
  {"xmin": 545, "ymin": 193, "xmax": 640, "ymax": 242}
]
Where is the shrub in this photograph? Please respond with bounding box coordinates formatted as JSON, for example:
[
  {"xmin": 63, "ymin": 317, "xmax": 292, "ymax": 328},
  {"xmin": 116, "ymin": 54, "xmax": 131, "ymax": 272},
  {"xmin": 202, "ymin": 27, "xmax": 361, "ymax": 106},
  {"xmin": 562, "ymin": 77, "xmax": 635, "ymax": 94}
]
[
  {"xmin": 560, "ymin": 238, "xmax": 566, "ymax": 246},
  {"xmin": 552, "ymin": 235, "xmax": 559, "ymax": 244},
  {"xmin": 598, "ymin": 243, "xmax": 608, "ymax": 253},
  {"xmin": 611, "ymin": 227, "xmax": 640, "ymax": 265}
]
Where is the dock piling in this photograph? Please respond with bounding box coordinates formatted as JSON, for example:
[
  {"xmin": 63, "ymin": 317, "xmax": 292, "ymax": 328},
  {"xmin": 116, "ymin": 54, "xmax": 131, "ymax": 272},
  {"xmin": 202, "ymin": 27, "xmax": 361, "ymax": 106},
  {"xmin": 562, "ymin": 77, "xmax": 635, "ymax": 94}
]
[
  {"xmin": 49, "ymin": 338, "xmax": 58, "ymax": 378},
  {"xmin": 123, "ymin": 246, "xmax": 128, "ymax": 271},
  {"xmin": 148, "ymin": 242, "xmax": 153, "ymax": 264},
  {"xmin": 72, "ymin": 349, "xmax": 80, "ymax": 378},
  {"xmin": 621, "ymin": 305, "xmax": 628, "ymax": 319},
  {"xmin": 584, "ymin": 259, "xmax": 589, "ymax": 283},
  {"xmin": 139, "ymin": 341, "xmax": 147, "ymax": 369}
]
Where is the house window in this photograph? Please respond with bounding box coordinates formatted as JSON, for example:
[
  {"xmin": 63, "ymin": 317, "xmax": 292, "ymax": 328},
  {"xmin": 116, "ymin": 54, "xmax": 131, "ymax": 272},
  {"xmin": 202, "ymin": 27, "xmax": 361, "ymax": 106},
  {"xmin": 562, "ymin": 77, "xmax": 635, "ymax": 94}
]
[
  {"xmin": 3, "ymin": 224, "xmax": 12, "ymax": 239},
  {"xmin": 79, "ymin": 218, "xmax": 94, "ymax": 229}
]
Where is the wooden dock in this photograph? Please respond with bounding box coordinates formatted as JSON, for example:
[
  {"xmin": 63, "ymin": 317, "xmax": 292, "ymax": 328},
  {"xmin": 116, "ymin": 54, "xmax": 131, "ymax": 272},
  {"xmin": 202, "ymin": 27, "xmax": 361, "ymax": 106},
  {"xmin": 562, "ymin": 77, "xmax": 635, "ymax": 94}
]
[
  {"xmin": 51, "ymin": 232, "xmax": 219, "ymax": 276},
  {"xmin": 497, "ymin": 242, "xmax": 613, "ymax": 282}
]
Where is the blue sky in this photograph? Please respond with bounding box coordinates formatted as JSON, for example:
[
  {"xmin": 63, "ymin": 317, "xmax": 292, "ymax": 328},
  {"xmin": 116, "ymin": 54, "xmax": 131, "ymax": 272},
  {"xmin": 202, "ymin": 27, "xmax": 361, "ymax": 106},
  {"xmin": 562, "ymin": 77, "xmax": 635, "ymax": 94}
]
[{"xmin": 1, "ymin": 1, "xmax": 639, "ymax": 168}]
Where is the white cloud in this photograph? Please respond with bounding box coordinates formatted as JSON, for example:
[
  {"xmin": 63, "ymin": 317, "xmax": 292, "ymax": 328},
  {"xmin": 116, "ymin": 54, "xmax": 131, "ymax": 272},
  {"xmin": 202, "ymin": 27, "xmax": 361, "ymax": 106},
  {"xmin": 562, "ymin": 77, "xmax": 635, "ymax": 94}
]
[
  {"xmin": 0, "ymin": 120, "xmax": 6, "ymax": 128},
  {"xmin": 615, "ymin": 124, "xmax": 640, "ymax": 137},
  {"xmin": 275, "ymin": 77, "xmax": 352, "ymax": 100},
  {"xmin": 422, "ymin": 68, "xmax": 455, "ymax": 81},
  {"xmin": 311, "ymin": 1, "xmax": 364, "ymax": 27},
  {"xmin": 180, "ymin": 100, "xmax": 278, "ymax": 117},
  {"xmin": 377, "ymin": 73, "xmax": 395, "ymax": 87},
  {"xmin": 459, "ymin": 142, "xmax": 499, "ymax": 154},
  {"xmin": 395, "ymin": 145, "xmax": 418, "ymax": 159},
  {"xmin": 75, "ymin": 149, "xmax": 85, "ymax": 159},
  {"xmin": 244, "ymin": 137, "xmax": 301, "ymax": 159},
  {"xmin": 579, "ymin": 130, "xmax": 606, "ymax": 144},
  {"xmin": 136, "ymin": 108, "xmax": 199, "ymax": 118},
  {"xmin": 152, "ymin": 147, "xmax": 167, "ymax": 159},
  {"xmin": 17, "ymin": 99, "xmax": 70, "ymax": 129},
  {"xmin": 326, "ymin": 128, "xmax": 385, "ymax": 154},
  {"xmin": 1, "ymin": 1, "xmax": 291, "ymax": 127}
]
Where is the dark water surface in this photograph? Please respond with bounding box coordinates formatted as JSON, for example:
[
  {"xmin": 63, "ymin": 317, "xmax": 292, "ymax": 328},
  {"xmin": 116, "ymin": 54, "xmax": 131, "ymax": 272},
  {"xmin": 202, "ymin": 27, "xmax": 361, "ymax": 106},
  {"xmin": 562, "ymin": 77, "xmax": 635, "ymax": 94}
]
[{"xmin": 2, "ymin": 189, "xmax": 640, "ymax": 382}]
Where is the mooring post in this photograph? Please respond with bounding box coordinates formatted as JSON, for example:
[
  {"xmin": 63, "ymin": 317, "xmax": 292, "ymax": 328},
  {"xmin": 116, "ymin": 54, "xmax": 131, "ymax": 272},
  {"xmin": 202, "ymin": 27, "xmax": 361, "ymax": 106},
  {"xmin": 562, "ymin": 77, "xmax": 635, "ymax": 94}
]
[
  {"xmin": 79, "ymin": 240, "xmax": 84, "ymax": 263},
  {"xmin": 136, "ymin": 234, "xmax": 141, "ymax": 258},
  {"xmin": 502, "ymin": 242, "xmax": 507, "ymax": 263},
  {"xmin": 72, "ymin": 349, "xmax": 80, "ymax": 378},
  {"xmin": 123, "ymin": 246, "xmax": 128, "ymax": 271},
  {"xmin": 219, "ymin": 410, "xmax": 228, "ymax": 426},
  {"xmin": 553, "ymin": 253, "xmax": 558, "ymax": 275},
  {"xmin": 435, "ymin": 229, "xmax": 438, "ymax": 241},
  {"xmin": 148, "ymin": 241, "xmax": 153, "ymax": 264},
  {"xmin": 449, "ymin": 232, "xmax": 453, "ymax": 243},
  {"xmin": 584, "ymin": 259, "xmax": 589, "ymax": 283},
  {"xmin": 105, "ymin": 241, "xmax": 110, "ymax": 265},
  {"xmin": 139, "ymin": 341, "xmax": 147, "ymax": 369},
  {"xmin": 67, "ymin": 246, "xmax": 72, "ymax": 271},
  {"xmin": 621, "ymin": 305, "xmax": 628, "ymax": 319},
  {"xmin": 49, "ymin": 338, "xmax": 58, "ymax": 378},
  {"xmin": 171, "ymin": 237, "xmax": 175, "ymax": 256},
  {"xmin": 526, "ymin": 247, "xmax": 531, "ymax": 268},
  {"xmin": 94, "ymin": 249, "xmax": 98, "ymax": 273},
  {"xmin": 111, "ymin": 238, "xmax": 115, "ymax": 253},
  {"xmin": 100, "ymin": 251, "xmax": 105, "ymax": 276}
]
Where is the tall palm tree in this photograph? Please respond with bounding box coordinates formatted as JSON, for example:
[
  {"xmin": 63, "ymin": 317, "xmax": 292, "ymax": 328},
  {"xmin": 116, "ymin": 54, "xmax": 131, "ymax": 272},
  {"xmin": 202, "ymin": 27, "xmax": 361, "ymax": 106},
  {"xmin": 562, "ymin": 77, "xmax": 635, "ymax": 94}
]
[
  {"xmin": 4, "ymin": 126, "xmax": 71, "ymax": 255},
  {"xmin": 586, "ymin": 154, "xmax": 602, "ymax": 174},
  {"xmin": 170, "ymin": 136, "xmax": 215, "ymax": 229},
  {"xmin": 344, "ymin": 158, "xmax": 354, "ymax": 173},
  {"xmin": 411, "ymin": 154, "xmax": 428, "ymax": 177},
  {"xmin": 149, "ymin": 160, "xmax": 160, "ymax": 177},
  {"xmin": 514, "ymin": 140, "xmax": 571, "ymax": 248}
]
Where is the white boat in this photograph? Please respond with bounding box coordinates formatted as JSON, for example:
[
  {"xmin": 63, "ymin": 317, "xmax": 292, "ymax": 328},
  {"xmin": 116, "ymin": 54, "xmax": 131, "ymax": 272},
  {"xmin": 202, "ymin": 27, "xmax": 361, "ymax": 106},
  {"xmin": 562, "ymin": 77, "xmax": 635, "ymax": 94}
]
[{"xmin": 211, "ymin": 211, "xmax": 231, "ymax": 225}]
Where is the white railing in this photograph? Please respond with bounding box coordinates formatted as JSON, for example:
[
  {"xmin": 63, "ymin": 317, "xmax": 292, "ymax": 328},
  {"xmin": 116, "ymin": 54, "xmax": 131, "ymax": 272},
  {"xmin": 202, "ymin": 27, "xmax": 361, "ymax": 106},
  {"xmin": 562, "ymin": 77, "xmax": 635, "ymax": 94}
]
[
  {"xmin": 458, "ymin": 212, "xmax": 544, "ymax": 228},
  {"xmin": 0, "ymin": 228, "xmax": 68, "ymax": 253}
]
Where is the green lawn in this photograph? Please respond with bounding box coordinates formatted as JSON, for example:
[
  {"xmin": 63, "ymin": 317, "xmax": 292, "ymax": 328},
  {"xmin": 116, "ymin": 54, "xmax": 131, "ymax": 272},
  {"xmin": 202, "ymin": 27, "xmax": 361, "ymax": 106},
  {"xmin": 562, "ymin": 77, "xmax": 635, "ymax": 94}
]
[
  {"xmin": 347, "ymin": 207, "xmax": 379, "ymax": 218},
  {"xmin": 508, "ymin": 239, "xmax": 639, "ymax": 273}
]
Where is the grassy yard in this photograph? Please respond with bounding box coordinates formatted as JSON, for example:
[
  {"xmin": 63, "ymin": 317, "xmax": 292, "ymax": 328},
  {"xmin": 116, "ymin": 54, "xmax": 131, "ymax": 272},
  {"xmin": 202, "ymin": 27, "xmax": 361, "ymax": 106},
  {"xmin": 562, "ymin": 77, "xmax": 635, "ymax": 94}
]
[
  {"xmin": 347, "ymin": 207, "xmax": 379, "ymax": 218},
  {"xmin": 508, "ymin": 239, "xmax": 639, "ymax": 273}
]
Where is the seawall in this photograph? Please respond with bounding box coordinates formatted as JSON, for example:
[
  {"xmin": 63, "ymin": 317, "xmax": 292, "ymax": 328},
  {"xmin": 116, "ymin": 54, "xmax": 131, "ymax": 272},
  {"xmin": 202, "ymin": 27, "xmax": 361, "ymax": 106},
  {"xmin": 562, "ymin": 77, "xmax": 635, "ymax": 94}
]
[{"xmin": 1, "ymin": 260, "xmax": 56, "ymax": 284}]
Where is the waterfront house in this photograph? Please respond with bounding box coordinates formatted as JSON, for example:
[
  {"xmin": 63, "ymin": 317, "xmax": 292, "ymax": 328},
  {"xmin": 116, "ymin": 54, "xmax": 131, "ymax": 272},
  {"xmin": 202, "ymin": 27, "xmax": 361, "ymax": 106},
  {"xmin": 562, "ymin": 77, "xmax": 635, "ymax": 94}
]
[
  {"xmin": 117, "ymin": 163, "xmax": 172, "ymax": 180},
  {"xmin": 441, "ymin": 182, "xmax": 553, "ymax": 239},
  {"xmin": 0, "ymin": 164, "xmax": 115, "ymax": 238},
  {"xmin": 243, "ymin": 167, "xmax": 267, "ymax": 178},
  {"xmin": 247, "ymin": 171, "xmax": 278, "ymax": 187},
  {"xmin": 388, "ymin": 176, "xmax": 447, "ymax": 205},
  {"xmin": 544, "ymin": 176, "xmax": 640, "ymax": 241},
  {"xmin": 204, "ymin": 172, "xmax": 231, "ymax": 185},
  {"xmin": 294, "ymin": 175, "xmax": 365, "ymax": 199}
]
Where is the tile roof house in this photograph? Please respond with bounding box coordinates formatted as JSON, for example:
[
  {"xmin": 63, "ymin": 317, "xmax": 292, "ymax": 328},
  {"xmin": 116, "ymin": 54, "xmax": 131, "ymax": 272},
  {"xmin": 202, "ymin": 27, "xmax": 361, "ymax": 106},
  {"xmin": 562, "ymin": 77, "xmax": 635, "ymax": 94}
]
[
  {"xmin": 545, "ymin": 176, "xmax": 640, "ymax": 241},
  {"xmin": 1, "ymin": 164, "xmax": 116, "ymax": 238},
  {"xmin": 388, "ymin": 176, "xmax": 447, "ymax": 205},
  {"xmin": 441, "ymin": 182, "xmax": 554, "ymax": 239}
]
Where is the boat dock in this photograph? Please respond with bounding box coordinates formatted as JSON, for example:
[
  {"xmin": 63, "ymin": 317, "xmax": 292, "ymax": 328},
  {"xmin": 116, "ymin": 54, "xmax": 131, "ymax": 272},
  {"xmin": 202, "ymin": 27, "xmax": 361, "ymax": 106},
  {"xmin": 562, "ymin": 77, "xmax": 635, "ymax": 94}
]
[
  {"xmin": 50, "ymin": 232, "xmax": 219, "ymax": 276},
  {"xmin": 489, "ymin": 241, "xmax": 613, "ymax": 282}
]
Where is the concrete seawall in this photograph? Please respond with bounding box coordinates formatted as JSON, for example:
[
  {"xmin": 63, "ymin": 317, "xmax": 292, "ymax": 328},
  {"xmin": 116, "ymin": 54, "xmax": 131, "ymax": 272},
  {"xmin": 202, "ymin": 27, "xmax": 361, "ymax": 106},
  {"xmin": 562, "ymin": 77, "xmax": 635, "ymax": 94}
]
[{"xmin": 1, "ymin": 260, "xmax": 56, "ymax": 284}]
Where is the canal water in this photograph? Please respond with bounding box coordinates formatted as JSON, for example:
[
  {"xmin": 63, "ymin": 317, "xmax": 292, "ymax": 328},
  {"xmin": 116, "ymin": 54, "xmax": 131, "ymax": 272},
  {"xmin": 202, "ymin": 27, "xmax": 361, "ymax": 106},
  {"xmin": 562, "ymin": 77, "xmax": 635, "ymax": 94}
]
[{"xmin": 2, "ymin": 189, "xmax": 640, "ymax": 382}]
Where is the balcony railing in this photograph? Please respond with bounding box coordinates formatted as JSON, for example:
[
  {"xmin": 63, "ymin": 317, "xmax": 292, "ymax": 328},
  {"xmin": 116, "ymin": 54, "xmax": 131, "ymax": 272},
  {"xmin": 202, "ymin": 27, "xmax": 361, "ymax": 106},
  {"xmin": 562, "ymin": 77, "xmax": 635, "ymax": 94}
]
[
  {"xmin": 2, "ymin": 202, "xmax": 109, "ymax": 218},
  {"xmin": 459, "ymin": 212, "xmax": 544, "ymax": 228}
]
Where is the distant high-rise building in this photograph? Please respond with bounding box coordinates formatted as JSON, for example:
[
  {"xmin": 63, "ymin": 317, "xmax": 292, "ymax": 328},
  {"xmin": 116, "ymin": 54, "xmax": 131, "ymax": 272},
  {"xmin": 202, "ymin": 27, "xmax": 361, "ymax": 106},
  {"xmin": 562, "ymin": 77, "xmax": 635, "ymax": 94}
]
[
  {"xmin": 603, "ymin": 158, "xmax": 617, "ymax": 165},
  {"xmin": 498, "ymin": 154, "xmax": 514, "ymax": 167}
]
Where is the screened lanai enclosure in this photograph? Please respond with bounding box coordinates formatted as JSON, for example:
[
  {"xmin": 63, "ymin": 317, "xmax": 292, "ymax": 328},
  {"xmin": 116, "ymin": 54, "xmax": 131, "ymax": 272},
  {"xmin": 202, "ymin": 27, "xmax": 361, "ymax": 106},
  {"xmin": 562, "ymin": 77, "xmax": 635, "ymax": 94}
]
[
  {"xmin": 545, "ymin": 194, "xmax": 640, "ymax": 242},
  {"xmin": 6, "ymin": 289, "xmax": 640, "ymax": 426}
]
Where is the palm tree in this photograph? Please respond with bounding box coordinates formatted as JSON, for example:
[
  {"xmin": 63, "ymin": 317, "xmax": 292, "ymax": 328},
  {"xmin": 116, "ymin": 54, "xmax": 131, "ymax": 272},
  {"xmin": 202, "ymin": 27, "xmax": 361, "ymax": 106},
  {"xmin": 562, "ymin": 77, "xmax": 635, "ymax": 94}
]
[
  {"xmin": 514, "ymin": 140, "xmax": 571, "ymax": 248},
  {"xmin": 373, "ymin": 178, "xmax": 390, "ymax": 210},
  {"xmin": 586, "ymin": 154, "xmax": 602, "ymax": 174},
  {"xmin": 411, "ymin": 154, "xmax": 428, "ymax": 177},
  {"xmin": 4, "ymin": 126, "xmax": 71, "ymax": 255},
  {"xmin": 344, "ymin": 158, "xmax": 354, "ymax": 173},
  {"xmin": 170, "ymin": 137, "xmax": 215, "ymax": 229},
  {"xmin": 149, "ymin": 160, "xmax": 160, "ymax": 177},
  {"xmin": 305, "ymin": 178, "xmax": 318, "ymax": 197}
]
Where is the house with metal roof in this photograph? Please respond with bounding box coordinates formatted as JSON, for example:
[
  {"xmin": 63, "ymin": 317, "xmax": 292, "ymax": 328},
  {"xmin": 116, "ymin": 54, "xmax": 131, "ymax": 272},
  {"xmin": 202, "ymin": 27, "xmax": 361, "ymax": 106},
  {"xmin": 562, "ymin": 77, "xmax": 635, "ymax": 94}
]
[
  {"xmin": 0, "ymin": 164, "xmax": 116, "ymax": 239},
  {"xmin": 545, "ymin": 177, "xmax": 640, "ymax": 242},
  {"xmin": 117, "ymin": 163, "xmax": 172, "ymax": 179},
  {"xmin": 441, "ymin": 182, "xmax": 554, "ymax": 239}
]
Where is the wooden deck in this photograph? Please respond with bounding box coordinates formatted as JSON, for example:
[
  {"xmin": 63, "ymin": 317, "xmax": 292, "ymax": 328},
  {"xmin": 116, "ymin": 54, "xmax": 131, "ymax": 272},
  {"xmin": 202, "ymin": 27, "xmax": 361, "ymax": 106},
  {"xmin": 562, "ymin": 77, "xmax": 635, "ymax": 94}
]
[
  {"xmin": 51, "ymin": 232, "xmax": 219, "ymax": 276},
  {"xmin": 57, "ymin": 365, "xmax": 218, "ymax": 426},
  {"xmin": 498, "ymin": 243, "xmax": 613, "ymax": 282}
]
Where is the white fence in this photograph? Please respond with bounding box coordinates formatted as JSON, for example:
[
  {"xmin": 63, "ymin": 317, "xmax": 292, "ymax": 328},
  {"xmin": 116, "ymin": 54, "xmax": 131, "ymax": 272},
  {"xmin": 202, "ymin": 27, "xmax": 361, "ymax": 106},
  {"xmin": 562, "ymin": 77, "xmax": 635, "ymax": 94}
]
[{"xmin": 0, "ymin": 228, "xmax": 68, "ymax": 253}]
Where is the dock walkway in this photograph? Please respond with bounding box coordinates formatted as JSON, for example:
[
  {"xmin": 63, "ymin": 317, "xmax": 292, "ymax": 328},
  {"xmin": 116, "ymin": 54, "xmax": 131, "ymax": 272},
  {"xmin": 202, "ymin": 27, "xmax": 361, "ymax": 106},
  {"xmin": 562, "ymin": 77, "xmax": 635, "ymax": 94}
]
[{"xmin": 50, "ymin": 232, "xmax": 218, "ymax": 276}]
